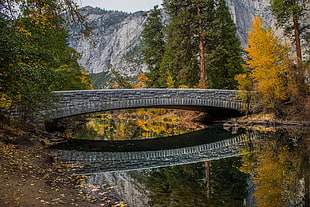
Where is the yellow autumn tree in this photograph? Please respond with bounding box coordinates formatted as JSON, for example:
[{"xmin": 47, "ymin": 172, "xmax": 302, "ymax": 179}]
[
  {"xmin": 244, "ymin": 15, "xmax": 295, "ymax": 113},
  {"xmin": 135, "ymin": 73, "xmax": 148, "ymax": 88}
]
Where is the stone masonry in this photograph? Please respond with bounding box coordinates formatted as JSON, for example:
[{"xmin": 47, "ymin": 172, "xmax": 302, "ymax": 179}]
[{"xmin": 45, "ymin": 89, "xmax": 246, "ymax": 119}]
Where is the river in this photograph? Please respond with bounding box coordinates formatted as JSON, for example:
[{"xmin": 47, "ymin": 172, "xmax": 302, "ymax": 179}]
[{"xmin": 49, "ymin": 108, "xmax": 310, "ymax": 207}]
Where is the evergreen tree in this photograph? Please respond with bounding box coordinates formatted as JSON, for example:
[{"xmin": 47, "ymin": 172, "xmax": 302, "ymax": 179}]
[
  {"xmin": 206, "ymin": 0, "xmax": 244, "ymax": 89},
  {"xmin": 271, "ymin": 0, "xmax": 309, "ymax": 71},
  {"xmin": 142, "ymin": 5, "xmax": 165, "ymax": 88},
  {"xmin": 161, "ymin": 0, "xmax": 205, "ymax": 88}
]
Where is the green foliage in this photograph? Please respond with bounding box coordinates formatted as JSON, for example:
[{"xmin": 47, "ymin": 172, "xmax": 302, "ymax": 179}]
[
  {"xmin": 210, "ymin": 157, "xmax": 249, "ymax": 203},
  {"xmin": 145, "ymin": 159, "xmax": 248, "ymax": 207},
  {"xmin": 161, "ymin": 0, "xmax": 203, "ymax": 88},
  {"xmin": 271, "ymin": 0, "xmax": 309, "ymax": 37},
  {"xmin": 90, "ymin": 71, "xmax": 112, "ymax": 89},
  {"xmin": 206, "ymin": 0, "xmax": 244, "ymax": 89},
  {"xmin": 146, "ymin": 163, "xmax": 208, "ymax": 207},
  {"xmin": 0, "ymin": 0, "xmax": 92, "ymax": 119},
  {"xmin": 142, "ymin": 5, "xmax": 166, "ymax": 88}
]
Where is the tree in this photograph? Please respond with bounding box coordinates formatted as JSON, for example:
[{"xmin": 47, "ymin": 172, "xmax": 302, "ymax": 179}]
[
  {"xmin": 134, "ymin": 73, "xmax": 148, "ymax": 88},
  {"xmin": 142, "ymin": 6, "xmax": 165, "ymax": 88},
  {"xmin": 244, "ymin": 16, "xmax": 295, "ymax": 114},
  {"xmin": 0, "ymin": 0, "xmax": 92, "ymax": 119},
  {"xmin": 161, "ymin": 0, "xmax": 198, "ymax": 88},
  {"xmin": 271, "ymin": 0, "xmax": 309, "ymax": 72},
  {"xmin": 162, "ymin": 0, "xmax": 215, "ymax": 88},
  {"xmin": 206, "ymin": 0, "xmax": 244, "ymax": 89},
  {"xmin": 192, "ymin": 0, "xmax": 212, "ymax": 88}
]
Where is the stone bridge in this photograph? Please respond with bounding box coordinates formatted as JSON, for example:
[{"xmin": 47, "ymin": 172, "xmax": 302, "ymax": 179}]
[
  {"xmin": 46, "ymin": 89, "xmax": 247, "ymax": 119},
  {"xmin": 52, "ymin": 132, "xmax": 255, "ymax": 174}
]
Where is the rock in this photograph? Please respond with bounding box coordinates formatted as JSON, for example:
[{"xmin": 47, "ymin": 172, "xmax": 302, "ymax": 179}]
[{"xmin": 68, "ymin": 7, "xmax": 147, "ymax": 82}]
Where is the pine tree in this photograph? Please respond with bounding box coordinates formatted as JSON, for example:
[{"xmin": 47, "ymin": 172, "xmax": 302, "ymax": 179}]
[
  {"xmin": 143, "ymin": 0, "xmax": 244, "ymax": 89},
  {"xmin": 206, "ymin": 0, "xmax": 244, "ymax": 89},
  {"xmin": 142, "ymin": 5, "xmax": 165, "ymax": 88},
  {"xmin": 271, "ymin": 0, "xmax": 309, "ymax": 71},
  {"xmin": 161, "ymin": 0, "xmax": 243, "ymax": 89},
  {"xmin": 162, "ymin": 0, "xmax": 210, "ymax": 88}
]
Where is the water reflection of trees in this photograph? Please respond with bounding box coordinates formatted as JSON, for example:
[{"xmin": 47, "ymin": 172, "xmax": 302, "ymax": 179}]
[
  {"xmin": 74, "ymin": 108, "xmax": 206, "ymax": 141},
  {"xmin": 240, "ymin": 128, "xmax": 310, "ymax": 207},
  {"xmin": 143, "ymin": 157, "xmax": 248, "ymax": 207}
]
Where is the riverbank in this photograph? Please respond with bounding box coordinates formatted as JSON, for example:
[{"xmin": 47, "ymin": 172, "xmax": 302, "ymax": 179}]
[
  {"xmin": 0, "ymin": 123, "xmax": 127, "ymax": 207},
  {"xmin": 223, "ymin": 113, "xmax": 310, "ymax": 133}
]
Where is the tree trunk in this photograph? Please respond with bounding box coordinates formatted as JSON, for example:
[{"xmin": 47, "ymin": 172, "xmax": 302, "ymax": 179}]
[
  {"xmin": 293, "ymin": 15, "xmax": 302, "ymax": 72},
  {"xmin": 198, "ymin": 6, "xmax": 206, "ymax": 89},
  {"xmin": 205, "ymin": 161, "xmax": 211, "ymax": 200}
]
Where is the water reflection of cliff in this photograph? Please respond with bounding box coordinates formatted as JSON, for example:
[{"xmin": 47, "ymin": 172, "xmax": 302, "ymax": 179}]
[{"xmin": 73, "ymin": 108, "xmax": 207, "ymax": 141}]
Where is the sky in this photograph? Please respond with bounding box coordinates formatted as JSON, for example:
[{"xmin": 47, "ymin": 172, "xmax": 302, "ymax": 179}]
[{"xmin": 77, "ymin": 0, "xmax": 163, "ymax": 13}]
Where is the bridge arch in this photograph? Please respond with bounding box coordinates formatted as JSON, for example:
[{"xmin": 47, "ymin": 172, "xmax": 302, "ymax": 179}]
[
  {"xmin": 52, "ymin": 133, "xmax": 255, "ymax": 174},
  {"xmin": 46, "ymin": 89, "xmax": 246, "ymax": 119}
]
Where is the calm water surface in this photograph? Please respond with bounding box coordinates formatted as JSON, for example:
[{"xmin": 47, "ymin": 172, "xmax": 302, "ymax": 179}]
[{"xmin": 51, "ymin": 109, "xmax": 310, "ymax": 207}]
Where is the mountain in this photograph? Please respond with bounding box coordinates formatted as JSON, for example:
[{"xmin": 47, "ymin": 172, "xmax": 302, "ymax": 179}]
[{"xmin": 67, "ymin": 1, "xmax": 279, "ymax": 88}]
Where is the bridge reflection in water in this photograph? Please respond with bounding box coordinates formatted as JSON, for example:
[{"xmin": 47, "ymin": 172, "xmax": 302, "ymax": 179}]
[{"xmin": 51, "ymin": 127, "xmax": 255, "ymax": 175}]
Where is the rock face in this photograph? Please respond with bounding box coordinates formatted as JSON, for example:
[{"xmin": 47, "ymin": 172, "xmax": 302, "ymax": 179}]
[
  {"xmin": 227, "ymin": 0, "xmax": 277, "ymax": 47},
  {"xmin": 68, "ymin": 6, "xmax": 147, "ymax": 77},
  {"xmin": 67, "ymin": 1, "xmax": 279, "ymax": 83}
]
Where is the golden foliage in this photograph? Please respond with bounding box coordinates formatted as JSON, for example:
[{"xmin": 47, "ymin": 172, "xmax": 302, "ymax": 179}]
[
  {"xmin": 244, "ymin": 15, "xmax": 294, "ymax": 110},
  {"xmin": 178, "ymin": 85, "xmax": 189, "ymax": 89},
  {"xmin": 253, "ymin": 141, "xmax": 300, "ymax": 207},
  {"xmin": 0, "ymin": 94, "xmax": 12, "ymax": 109},
  {"xmin": 166, "ymin": 72, "xmax": 175, "ymax": 88},
  {"xmin": 79, "ymin": 109, "xmax": 205, "ymax": 141},
  {"xmin": 134, "ymin": 73, "xmax": 148, "ymax": 88},
  {"xmin": 80, "ymin": 69, "xmax": 93, "ymax": 90}
]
